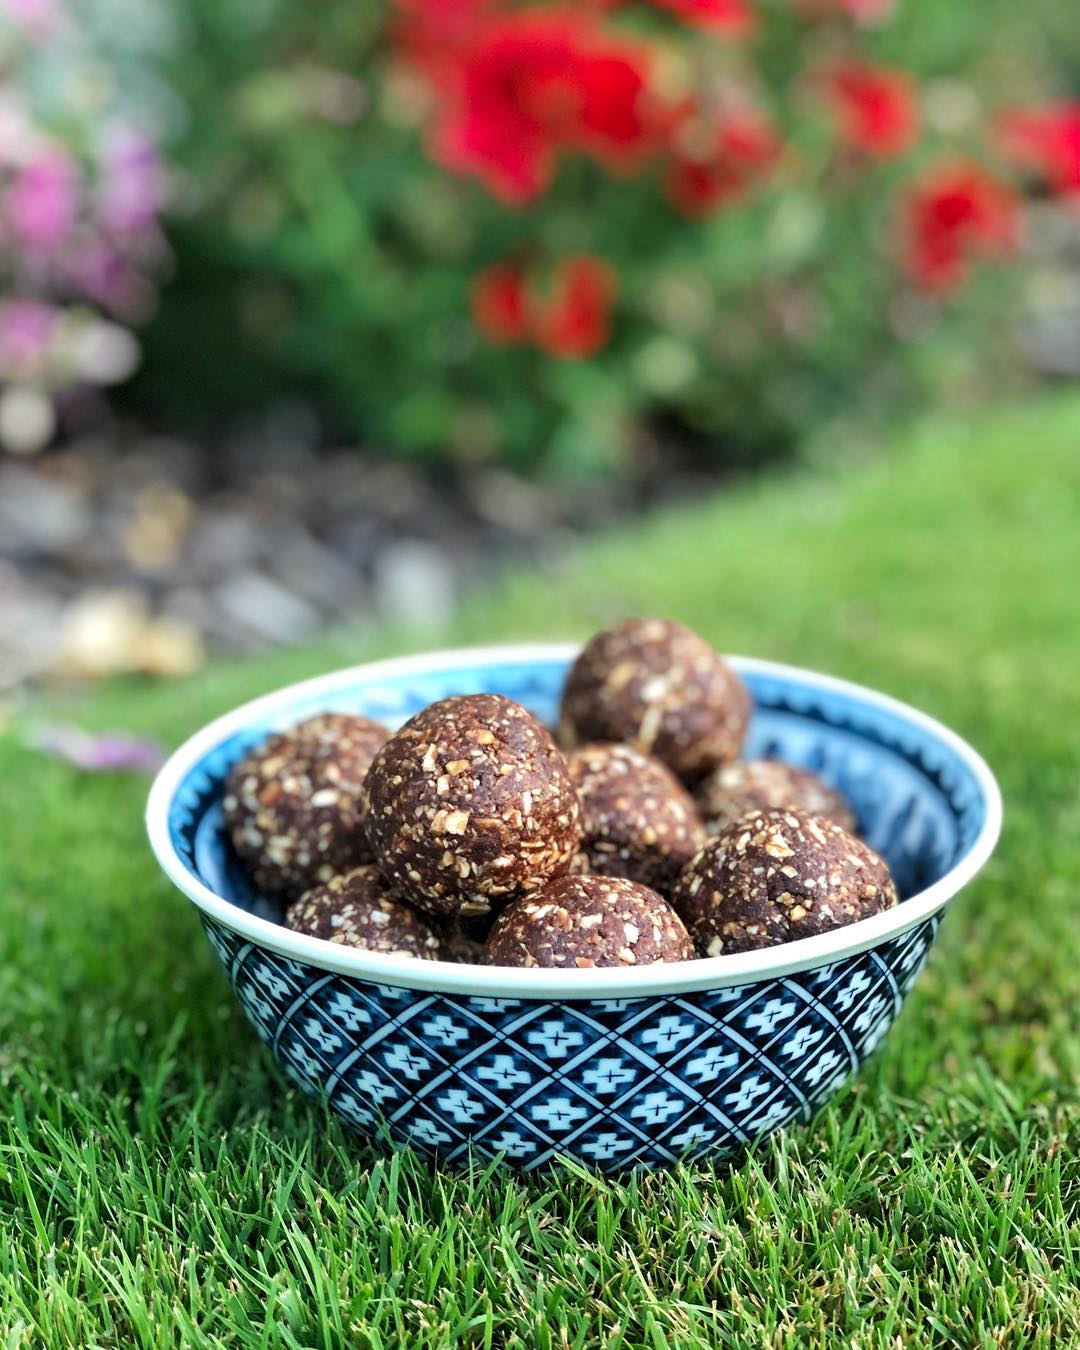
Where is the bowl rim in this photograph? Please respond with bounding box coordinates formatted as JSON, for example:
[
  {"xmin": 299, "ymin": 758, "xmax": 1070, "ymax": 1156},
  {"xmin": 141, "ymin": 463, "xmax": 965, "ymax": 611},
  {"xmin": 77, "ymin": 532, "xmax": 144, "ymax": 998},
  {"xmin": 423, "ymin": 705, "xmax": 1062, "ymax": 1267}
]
[{"xmin": 146, "ymin": 642, "xmax": 1002, "ymax": 998}]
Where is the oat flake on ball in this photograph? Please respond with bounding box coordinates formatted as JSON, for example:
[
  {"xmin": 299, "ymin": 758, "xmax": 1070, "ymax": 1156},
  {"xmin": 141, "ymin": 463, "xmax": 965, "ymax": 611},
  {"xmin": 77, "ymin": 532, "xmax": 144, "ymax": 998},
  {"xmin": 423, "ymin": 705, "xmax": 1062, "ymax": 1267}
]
[
  {"xmin": 224, "ymin": 712, "xmax": 389, "ymax": 899},
  {"xmin": 486, "ymin": 874, "xmax": 694, "ymax": 969},
  {"xmin": 362, "ymin": 693, "xmax": 582, "ymax": 919},
  {"xmin": 695, "ymin": 759, "xmax": 857, "ymax": 836},
  {"xmin": 672, "ymin": 808, "xmax": 897, "ymax": 957},
  {"xmin": 285, "ymin": 865, "xmax": 442, "ymax": 959},
  {"xmin": 568, "ymin": 742, "xmax": 706, "ymax": 893},
  {"xmin": 559, "ymin": 618, "xmax": 750, "ymax": 782}
]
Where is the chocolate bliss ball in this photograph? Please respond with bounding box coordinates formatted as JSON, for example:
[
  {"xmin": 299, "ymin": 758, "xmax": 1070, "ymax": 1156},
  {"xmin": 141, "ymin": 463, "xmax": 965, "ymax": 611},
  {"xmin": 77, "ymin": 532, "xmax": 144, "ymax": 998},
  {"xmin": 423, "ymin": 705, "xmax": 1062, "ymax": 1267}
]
[
  {"xmin": 559, "ymin": 618, "xmax": 750, "ymax": 781},
  {"xmin": 672, "ymin": 809, "xmax": 897, "ymax": 958},
  {"xmin": 486, "ymin": 874, "xmax": 694, "ymax": 969},
  {"xmin": 224, "ymin": 712, "xmax": 389, "ymax": 898},
  {"xmin": 695, "ymin": 759, "xmax": 857, "ymax": 836},
  {"xmin": 285, "ymin": 865, "xmax": 442, "ymax": 960},
  {"xmin": 568, "ymin": 742, "xmax": 706, "ymax": 893},
  {"xmin": 362, "ymin": 693, "xmax": 582, "ymax": 919}
]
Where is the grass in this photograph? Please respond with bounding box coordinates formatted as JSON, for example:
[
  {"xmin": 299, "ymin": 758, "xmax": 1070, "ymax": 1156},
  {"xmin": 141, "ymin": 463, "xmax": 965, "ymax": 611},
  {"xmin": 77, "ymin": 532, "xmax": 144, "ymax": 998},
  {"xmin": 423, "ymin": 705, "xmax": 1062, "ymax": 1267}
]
[{"xmin": 1, "ymin": 396, "xmax": 1079, "ymax": 1348}]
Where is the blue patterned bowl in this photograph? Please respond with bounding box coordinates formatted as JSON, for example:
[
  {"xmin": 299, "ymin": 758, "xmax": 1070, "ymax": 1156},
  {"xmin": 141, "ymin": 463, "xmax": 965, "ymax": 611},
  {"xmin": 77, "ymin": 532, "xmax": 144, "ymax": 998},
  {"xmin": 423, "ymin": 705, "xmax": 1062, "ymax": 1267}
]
[{"xmin": 147, "ymin": 645, "xmax": 1000, "ymax": 1171}]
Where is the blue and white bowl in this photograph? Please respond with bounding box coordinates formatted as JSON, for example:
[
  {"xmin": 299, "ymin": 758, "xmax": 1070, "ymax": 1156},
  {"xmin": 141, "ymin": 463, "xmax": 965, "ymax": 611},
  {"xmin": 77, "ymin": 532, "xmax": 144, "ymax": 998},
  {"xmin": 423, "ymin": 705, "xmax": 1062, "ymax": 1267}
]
[{"xmin": 147, "ymin": 645, "xmax": 1001, "ymax": 1172}]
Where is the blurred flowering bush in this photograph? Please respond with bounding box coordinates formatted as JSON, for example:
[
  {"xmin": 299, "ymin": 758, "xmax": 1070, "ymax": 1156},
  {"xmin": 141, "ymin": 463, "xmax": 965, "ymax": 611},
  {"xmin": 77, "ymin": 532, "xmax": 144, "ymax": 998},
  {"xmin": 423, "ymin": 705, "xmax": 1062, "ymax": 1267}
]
[
  {"xmin": 0, "ymin": 0, "xmax": 172, "ymax": 453},
  {"xmin": 121, "ymin": 2, "xmax": 1080, "ymax": 469}
]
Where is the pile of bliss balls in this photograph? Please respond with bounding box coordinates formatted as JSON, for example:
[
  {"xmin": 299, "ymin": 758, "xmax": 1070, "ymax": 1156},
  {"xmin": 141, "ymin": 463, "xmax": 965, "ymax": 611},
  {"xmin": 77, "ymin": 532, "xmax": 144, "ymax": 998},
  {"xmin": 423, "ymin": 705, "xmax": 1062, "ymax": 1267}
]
[{"xmin": 223, "ymin": 619, "xmax": 898, "ymax": 970}]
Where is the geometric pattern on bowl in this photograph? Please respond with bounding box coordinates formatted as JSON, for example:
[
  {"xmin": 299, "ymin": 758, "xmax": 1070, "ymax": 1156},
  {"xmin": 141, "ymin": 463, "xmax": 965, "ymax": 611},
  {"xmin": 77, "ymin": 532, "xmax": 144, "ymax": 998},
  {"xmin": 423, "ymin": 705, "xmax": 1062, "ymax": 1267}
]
[
  {"xmin": 153, "ymin": 647, "xmax": 999, "ymax": 1171},
  {"xmin": 203, "ymin": 911, "xmax": 937, "ymax": 1169}
]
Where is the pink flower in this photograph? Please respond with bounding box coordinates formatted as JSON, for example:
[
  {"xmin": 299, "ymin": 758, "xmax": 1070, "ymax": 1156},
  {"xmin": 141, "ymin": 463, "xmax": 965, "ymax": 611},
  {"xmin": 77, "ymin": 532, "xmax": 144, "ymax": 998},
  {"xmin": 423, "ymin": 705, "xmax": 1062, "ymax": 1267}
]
[
  {"xmin": 0, "ymin": 299, "xmax": 58, "ymax": 378},
  {"xmin": 842, "ymin": 0, "xmax": 895, "ymax": 21},
  {"xmin": 0, "ymin": 0, "xmax": 68, "ymax": 40},
  {"xmin": 28, "ymin": 723, "xmax": 166, "ymax": 774},
  {"xmin": 99, "ymin": 125, "xmax": 166, "ymax": 236},
  {"xmin": 5, "ymin": 149, "xmax": 79, "ymax": 253},
  {"xmin": 794, "ymin": 0, "xmax": 896, "ymax": 23},
  {"xmin": 65, "ymin": 239, "xmax": 153, "ymax": 318}
]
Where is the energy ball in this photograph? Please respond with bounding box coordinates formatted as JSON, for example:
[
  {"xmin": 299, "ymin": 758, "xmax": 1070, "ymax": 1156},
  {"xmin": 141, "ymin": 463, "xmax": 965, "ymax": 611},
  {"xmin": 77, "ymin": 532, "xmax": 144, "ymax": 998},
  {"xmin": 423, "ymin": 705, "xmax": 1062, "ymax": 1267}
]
[
  {"xmin": 224, "ymin": 712, "xmax": 389, "ymax": 898},
  {"xmin": 672, "ymin": 808, "xmax": 897, "ymax": 958},
  {"xmin": 568, "ymin": 742, "xmax": 706, "ymax": 893},
  {"xmin": 695, "ymin": 759, "xmax": 857, "ymax": 836},
  {"xmin": 362, "ymin": 693, "xmax": 582, "ymax": 919},
  {"xmin": 486, "ymin": 874, "xmax": 694, "ymax": 969},
  {"xmin": 559, "ymin": 618, "xmax": 750, "ymax": 781},
  {"xmin": 285, "ymin": 865, "xmax": 442, "ymax": 960}
]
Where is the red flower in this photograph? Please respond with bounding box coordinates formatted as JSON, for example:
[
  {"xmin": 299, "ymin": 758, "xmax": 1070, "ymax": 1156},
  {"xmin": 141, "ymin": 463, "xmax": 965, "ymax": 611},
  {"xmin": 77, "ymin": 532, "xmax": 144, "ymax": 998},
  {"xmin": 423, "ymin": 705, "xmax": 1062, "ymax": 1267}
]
[
  {"xmin": 392, "ymin": 0, "xmax": 495, "ymax": 70},
  {"xmin": 648, "ymin": 0, "xmax": 755, "ymax": 36},
  {"xmin": 471, "ymin": 260, "xmax": 530, "ymax": 342},
  {"xmin": 666, "ymin": 108, "xmax": 780, "ymax": 217},
  {"xmin": 420, "ymin": 9, "xmax": 659, "ymax": 203},
  {"xmin": 532, "ymin": 255, "xmax": 619, "ymax": 357},
  {"xmin": 998, "ymin": 102, "xmax": 1080, "ymax": 200},
  {"xmin": 901, "ymin": 160, "xmax": 1020, "ymax": 295},
  {"xmin": 572, "ymin": 50, "xmax": 657, "ymax": 171},
  {"xmin": 471, "ymin": 254, "xmax": 619, "ymax": 356},
  {"xmin": 824, "ymin": 61, "xmax": 917, "ymax": 157}
]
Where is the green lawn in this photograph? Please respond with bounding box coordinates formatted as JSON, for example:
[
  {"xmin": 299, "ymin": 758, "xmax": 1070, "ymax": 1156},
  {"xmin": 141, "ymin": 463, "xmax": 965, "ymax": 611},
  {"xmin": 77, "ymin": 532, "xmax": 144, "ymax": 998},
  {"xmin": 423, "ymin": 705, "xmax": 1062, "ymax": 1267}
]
[{"xmin": 2, "ymin": 397, "xmax": 1078, "ymax": 1348}]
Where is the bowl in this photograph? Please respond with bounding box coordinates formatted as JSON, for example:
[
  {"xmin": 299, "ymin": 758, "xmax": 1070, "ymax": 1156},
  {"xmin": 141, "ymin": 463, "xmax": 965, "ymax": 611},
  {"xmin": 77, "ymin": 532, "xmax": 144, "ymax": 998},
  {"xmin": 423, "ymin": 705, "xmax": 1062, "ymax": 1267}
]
[{"xmin": 147, "ymin": 644, "xmax": 1001, "ymax": 1172}]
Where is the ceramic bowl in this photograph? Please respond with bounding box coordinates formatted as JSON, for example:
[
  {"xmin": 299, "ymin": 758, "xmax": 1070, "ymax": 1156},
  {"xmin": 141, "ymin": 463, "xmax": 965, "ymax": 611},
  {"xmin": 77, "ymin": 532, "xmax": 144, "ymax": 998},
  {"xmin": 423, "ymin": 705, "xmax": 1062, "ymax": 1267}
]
[{"xmin": 147, "ymin": 645, "xmax": 1001, "ymax": 1172}]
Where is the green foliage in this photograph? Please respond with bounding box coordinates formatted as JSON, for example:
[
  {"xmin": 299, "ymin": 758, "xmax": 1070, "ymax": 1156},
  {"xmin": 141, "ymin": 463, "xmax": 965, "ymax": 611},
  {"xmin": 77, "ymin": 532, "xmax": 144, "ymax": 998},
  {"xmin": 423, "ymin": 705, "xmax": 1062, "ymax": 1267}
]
[
  {"xmin": 2, "ymin": 395, "xmax": 1079, "ymax": 1345},
  {"xmin": 129, "ymin": 0, "xmax": 1075, "ymax": 475}
]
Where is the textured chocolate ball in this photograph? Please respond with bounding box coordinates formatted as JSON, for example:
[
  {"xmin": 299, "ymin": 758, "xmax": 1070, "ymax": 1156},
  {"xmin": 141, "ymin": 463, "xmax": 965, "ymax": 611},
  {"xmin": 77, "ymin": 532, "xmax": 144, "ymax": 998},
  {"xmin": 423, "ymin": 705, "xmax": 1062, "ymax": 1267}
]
[
  {"xmin": 695, "ymin": 759, "xmax": 857, "ymax": 836},
  {"xmin": 362, "ymin": 693, "xmax": 582, "ymax": 919},
  {"xmin": 559, "ymin": 618, "xmax": 750, "ymax": 781},
  {"xmin": 673, "ymin": 809, "xmax": 897, "ymax": 957},
  {"xmin": 568, "ymin": 742, "xmax": 706, "ymax": 893},
  {"xmin": 285, "ymin": 865, "xmax": 442, "ymax": 959},
  {"xmin": 486, "ymin": 873, "xmax": 694, "ymax": 969},
  {"xmin": 224, "ymin": 712, "xmax": 389, "ymax": 898}
]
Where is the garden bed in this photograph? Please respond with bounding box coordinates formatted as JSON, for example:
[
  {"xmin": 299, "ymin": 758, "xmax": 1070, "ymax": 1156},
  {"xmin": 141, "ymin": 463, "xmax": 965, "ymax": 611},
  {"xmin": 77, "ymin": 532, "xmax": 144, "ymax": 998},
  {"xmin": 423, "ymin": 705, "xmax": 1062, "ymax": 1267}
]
[{"xmin": 0, "ymin": 407, "xmax": 745, "ymax": 691}]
